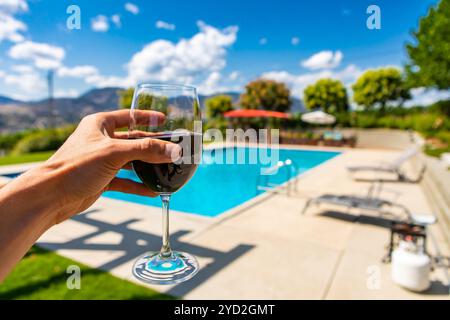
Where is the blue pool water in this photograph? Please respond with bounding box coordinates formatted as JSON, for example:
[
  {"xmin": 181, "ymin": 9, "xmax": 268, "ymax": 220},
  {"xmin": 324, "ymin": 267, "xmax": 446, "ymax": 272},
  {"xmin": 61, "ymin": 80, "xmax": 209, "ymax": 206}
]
[
  {"xmin": 1, "ymin": 147, "xmax": 340, "ymax": 217},
  {"xmin": 103, "ymin": 147, "xmax": 340, "ymax": 217}
]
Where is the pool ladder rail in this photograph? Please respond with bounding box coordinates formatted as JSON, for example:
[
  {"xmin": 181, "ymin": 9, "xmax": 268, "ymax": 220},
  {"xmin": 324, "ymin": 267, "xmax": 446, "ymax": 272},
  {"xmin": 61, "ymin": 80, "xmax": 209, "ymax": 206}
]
[{"xmin": 257, "ymin": 159, "xmax": 299, "ymax": 197}]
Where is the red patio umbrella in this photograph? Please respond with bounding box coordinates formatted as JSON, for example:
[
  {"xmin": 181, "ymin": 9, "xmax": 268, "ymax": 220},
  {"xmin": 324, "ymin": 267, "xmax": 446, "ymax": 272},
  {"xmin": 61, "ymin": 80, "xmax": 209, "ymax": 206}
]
[{"xmin": 223, "ymin": 109, "xmax": 290, "ymax": 119}]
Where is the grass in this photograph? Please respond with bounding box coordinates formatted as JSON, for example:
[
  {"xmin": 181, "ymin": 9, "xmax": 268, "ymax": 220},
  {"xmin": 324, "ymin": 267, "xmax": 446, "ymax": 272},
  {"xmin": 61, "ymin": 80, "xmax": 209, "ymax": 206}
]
[
  {"xmin": 0, "ymin": 151, "xmax": 54, "ymax": 166},
  {"xmin": 0, "ymin": 246, "xmax": 175, "ymax": 300},
  {"xmin": 424, "ymin": 145, "xmax": 450, "ymax": 158},
  {"xmin": 422, "ymin": 131, "xmax": 450, "ymax": 158}
]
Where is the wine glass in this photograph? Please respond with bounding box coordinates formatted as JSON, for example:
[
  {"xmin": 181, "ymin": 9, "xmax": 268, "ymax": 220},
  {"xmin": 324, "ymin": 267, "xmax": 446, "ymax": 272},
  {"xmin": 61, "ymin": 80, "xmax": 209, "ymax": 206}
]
[{"xmin": 129, "ymin": 83, "xmax": 202, "ymax": 285}]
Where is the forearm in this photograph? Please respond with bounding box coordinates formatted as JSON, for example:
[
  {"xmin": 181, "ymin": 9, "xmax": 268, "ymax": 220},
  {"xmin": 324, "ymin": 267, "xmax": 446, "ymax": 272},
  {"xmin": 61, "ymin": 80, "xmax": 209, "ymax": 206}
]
[
  {"xmin": 0, "ymin": 110, "xmax": 169, "ymax": 282},
  {"xmin": 0, "ymin": 163, "xmax": 62, "ymax": 281}
]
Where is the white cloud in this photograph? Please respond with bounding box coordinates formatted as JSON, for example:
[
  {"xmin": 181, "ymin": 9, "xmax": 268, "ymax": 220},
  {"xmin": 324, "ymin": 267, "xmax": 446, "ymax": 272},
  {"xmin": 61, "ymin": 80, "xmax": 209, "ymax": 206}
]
[
  {"xmin": 111, "ymin": 14, "xmax": 121, "ymax": 28},
  {"xmin": 85, "ymin": 74, "xmax": 126, "ymax": 87},
  {"xmin": 0, "ymin": 13, "xmax": 26, "ymax": 42},
  {"xmin": 57, "ymin": 65, "xmax": 99, "ymax": 78},
  {"xmin": 8, "ymin": 40, "xmax": 65, "ymax": 69},
  {"xmin": 198, "ymin": 71, "xmax": 223, "ymax": 95},
  {"xmin": 229, "ymin": 71, "xmax": 239, "ymax": 81},
  {"xmin": 301, "ymin": 50, "xmax": 343, "ymax": 70},
  {"xmin": 34, "ymin": 57, "xmax": 61, "ymax": 69},
  {"xmin": 405, "ymin": 88, "xmax": 450, "ymax": 107},
  {"xmin": 10, "ymin": 64, "xmax": 33, "ymax": 73},
  {"xmin": 52, "ymin": 64, "xmax": 125, "ymax": 88},
  {"xmin": 91, "ymin": 15, "xmax": 109, "ymax": 32},
  {"xmin": 0, "ymin": 0, "xmax": 28, "ymax": 44},
  {"xmin": 0, "ymin": 0, "xmax": 28, "ymax": 13},
  {"xmin": 156, "ymin": 20, "xmax": 175, "ymax": 31},
  {"xmin": 334, "ymin": 64, "xmax": 363, "ymax": 82},
  {"xmin": 68, "ymin": 21, "xmax": 238, "ymax": 92},
  {"xmin": 54, "ymin": 89, "xmax": 79, "ymax": 98},
  {"xmin": 262, "ymin": 64, "xmax": 363, "ymax": 98},
  {"xmin": 291, "ymin": 37, "xmax": 300, "ymax": 46},
  {"xmin": 125, "ymin": 2, "xmax": 139, "ymax": 15},
  {"xmin": 4, "ymin": 69, "xmax": 45, "ymax": 93},
  {"xmin": 259, "ymin": 37, "xmax": 267, "ymax": 45},
  {"xmin": 123, "ymin": 21, "xmax": 238, "ymax": 86},
  {"xmin": 197, "ymin": 71, "xmax": 241, "ymax": 95}
]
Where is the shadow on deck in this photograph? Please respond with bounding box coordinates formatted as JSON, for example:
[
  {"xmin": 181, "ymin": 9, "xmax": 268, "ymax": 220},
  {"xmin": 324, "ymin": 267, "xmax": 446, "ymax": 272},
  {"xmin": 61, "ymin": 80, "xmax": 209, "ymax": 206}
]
[{"xmin": 38, "ymin": 209, "xmax": 254, "ymax": 297}]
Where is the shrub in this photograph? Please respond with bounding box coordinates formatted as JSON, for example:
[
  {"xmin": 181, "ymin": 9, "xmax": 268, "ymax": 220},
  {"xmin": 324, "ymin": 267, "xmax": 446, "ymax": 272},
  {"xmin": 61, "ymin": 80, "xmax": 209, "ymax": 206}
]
[
  {"xmin": 12, "ymin": 126, "xmax": 75, "ymax": 155},
  {"xmin": 0, "ymin": 131, "xmax": 28, "ymax": 151},
  {"xmin": 352, "ymin": 68, "xmax": 410, "ymax": 110},
  {"xmin": 434, "ymin": 131, "xmax": 450, "ymax": 144},
  {"xmin": 118, "ymin": 88, "xmax": 134, "ymax": 109},
  {"xmin": 352, "ymin": 113, "xmax": 379, "ymax": 128},
  {"xmin": 240, "ymin": 79, "xmax": 291, "ymax": 112},
  {"xmin": 407, "ymin": 113, "xmax": 447, "ymax": 133},
  {"xmin": 203, "ymin": 118, "xmax": 229, "ymax": 135},
  {"xmin": 335, "ymin": 111, "xmax": 449, "ymax": 133},
  {"xmin": 303, "ymin": 78, "xmax": 349, "ymax": 113},
  {"xmin": 333, "ymin": 112, "xmax": 352, "ymax": 127},
  {"xmin": 205, "ymin": 95, "xmax": 234, "ymax": 119},
  {"xmin": 429, "ymin": 100, "xmax": 450, "ymax": 116}
]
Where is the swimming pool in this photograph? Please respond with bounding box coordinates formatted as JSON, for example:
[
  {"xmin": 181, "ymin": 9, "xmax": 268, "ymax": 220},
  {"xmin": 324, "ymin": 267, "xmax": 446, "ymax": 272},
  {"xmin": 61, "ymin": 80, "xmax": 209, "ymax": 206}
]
[
  {"xmin": 0, "ymin": 147, "xmax": 340, "ymax": 217},
  {"xmin": 103, "ymin": 147, "xmax": 340, "ymax": 217}
]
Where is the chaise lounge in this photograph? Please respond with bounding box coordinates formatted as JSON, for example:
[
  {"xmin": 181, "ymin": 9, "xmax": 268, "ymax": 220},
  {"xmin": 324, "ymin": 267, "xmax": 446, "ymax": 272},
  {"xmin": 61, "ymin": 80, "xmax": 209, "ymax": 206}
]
[
  {"xmin": 301, "ymin": 193, "xmax": 412, "ymax": 221},
  {"xmin": 347, "ymin": 146, "xmax": 426, "ymax": 182}
]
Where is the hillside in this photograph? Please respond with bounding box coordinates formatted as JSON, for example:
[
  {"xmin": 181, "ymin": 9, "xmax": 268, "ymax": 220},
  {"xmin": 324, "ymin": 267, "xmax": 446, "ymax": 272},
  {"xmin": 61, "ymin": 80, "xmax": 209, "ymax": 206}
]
[{"xmin": 0, "ymin": 88, "xmax": 304, "ymax": 133}]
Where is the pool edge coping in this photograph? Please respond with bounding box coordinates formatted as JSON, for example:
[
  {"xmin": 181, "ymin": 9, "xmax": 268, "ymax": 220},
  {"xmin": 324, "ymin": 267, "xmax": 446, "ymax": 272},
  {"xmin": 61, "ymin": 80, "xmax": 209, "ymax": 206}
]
[{"xmin": 0, "ymin": 144, "xmax": 346, "ymax": 222}]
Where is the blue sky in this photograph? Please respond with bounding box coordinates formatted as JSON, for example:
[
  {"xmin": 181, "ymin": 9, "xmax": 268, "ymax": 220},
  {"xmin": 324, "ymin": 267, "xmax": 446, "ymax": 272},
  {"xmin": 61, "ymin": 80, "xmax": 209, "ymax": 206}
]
[{"xmin": 0, "ymin": 0, "xmax": 446, "ymax": 105}]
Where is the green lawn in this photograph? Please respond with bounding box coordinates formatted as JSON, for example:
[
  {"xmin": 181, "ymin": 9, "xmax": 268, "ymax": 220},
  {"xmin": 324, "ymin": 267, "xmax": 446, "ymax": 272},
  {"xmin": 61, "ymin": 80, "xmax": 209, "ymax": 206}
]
[
  {"xmin": 0, "ymin": 151, "xmax": 55, "ymax": 166},
  {"xmin": 424, "ymin": 145, "xmax": 450, "ymax": 158},
  {"xmin": 0, "ymin": 246, "xmax": 174, "ymax": 300}
]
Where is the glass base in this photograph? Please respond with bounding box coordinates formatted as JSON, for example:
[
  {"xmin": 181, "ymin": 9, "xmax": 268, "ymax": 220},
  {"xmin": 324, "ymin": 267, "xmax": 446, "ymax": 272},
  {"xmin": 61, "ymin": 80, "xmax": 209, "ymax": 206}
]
[{"xmin": 132, "ymin": 251, "xmax": 199, "ymax": 285}]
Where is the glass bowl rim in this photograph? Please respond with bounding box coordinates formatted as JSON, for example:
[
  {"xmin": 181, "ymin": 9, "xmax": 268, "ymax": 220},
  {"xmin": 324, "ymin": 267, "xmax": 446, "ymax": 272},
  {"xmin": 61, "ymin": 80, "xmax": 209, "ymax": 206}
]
[{"xmin": 136, "ymin": 83, "xmax": 197, "ymax": 92}]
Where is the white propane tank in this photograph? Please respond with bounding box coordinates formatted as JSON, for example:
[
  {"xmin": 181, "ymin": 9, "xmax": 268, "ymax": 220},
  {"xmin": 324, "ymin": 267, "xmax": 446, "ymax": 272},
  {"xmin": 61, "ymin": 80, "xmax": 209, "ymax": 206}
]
[{"xmin": 391, "ymin": 241, "xmax": 431, "ymax": 292}]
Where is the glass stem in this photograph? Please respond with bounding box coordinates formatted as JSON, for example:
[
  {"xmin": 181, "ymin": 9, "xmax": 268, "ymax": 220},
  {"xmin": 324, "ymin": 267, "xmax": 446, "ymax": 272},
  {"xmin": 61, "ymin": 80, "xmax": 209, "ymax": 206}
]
[{"xmin": 160, "ymin": 194, "xmax": 172, "ymax": 258}]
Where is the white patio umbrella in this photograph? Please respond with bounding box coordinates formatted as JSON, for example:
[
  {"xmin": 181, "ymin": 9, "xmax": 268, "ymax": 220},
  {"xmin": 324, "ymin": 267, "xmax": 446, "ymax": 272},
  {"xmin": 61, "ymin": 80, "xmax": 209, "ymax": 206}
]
[{"xmin": 301, "ymin": 110, "xmax": 336, "ymax": 125}]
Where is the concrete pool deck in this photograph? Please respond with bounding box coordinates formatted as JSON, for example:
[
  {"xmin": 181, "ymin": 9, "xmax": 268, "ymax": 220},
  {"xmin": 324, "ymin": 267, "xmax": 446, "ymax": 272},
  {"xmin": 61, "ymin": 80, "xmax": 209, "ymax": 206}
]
[{"xmin": 1, "ymin": 146, "xmax": 449, "ymax": 299}]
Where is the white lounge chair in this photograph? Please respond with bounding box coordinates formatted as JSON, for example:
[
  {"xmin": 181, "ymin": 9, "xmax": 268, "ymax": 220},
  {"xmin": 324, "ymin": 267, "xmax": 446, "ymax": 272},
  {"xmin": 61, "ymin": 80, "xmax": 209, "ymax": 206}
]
[
  {"xmin": 301, "ymin": 193, "xmax": 412, "ymax": 221},
  {"xmin": 347, "ymin": 147, "xmax": 426, "ymax": 182}
]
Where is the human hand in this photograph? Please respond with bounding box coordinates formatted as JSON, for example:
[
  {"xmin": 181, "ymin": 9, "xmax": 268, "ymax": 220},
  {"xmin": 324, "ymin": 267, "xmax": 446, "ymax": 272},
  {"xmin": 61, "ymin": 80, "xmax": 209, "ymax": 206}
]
[
  {"xmin": 0, "ymin": 109, "xmax": 185, "ymax": 281},
  {"xmin": 29, "ymin": 109, "xmax": 181, "ymax": 224}
]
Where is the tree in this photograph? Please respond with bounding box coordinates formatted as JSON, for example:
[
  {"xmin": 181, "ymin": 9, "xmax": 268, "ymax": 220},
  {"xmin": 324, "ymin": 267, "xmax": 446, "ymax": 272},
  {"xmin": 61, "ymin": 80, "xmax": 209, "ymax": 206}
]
[
  {"xmin": 118, "ymin": 88, "xmax": 133, "ymax": 109},
  {"xmin": 352, "ymin": 68, "xmax": 411, "ymax": 110},
  {"xmin": 405, "ymin": 0, "xmax": 450, "ymax": 89},
  {"xmin": 205, "ymin": 95, "xmax": 234, "ymax": 118},
  {"xmin": 240, "ymin": 79, "xmax": 291, "ymax": 112},
  {"xmin": 303, "ymin": 78, "xmax": 349, "ymax": 113},
  {"xmin": 118, "ymin": 88, "xmax": 167, "ymax": 113}
]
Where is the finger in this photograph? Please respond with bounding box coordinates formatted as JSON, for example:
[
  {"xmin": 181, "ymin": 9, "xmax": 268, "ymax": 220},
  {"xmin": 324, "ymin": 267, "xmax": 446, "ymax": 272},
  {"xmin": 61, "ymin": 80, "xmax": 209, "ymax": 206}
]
[
  {"xmin": 113, "ymin": 130, "xmax": 160, "ymax": 139},
  {"xmin": 122, "ymin": 162, "xmax": 132, "ymax": 170},
  {"xmin": 107, "ymin": 178, "xmax": 157, "ymax": 197},
  {"xmin": 113, "ymin": 138, "xmax": 182, "ymax": 164},
  {"xmin": 112, "ymin": 131, "xmax": 129, "ymax": 139},
  {"xmin": 101, "ymin": 109, "xmax": 166, "ymax": 131}
]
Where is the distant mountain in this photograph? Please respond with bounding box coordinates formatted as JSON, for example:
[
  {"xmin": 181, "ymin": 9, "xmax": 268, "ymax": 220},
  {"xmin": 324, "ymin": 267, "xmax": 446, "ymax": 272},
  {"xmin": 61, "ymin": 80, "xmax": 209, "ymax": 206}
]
[
  {"xmin": 29, "ymin": 87, "xmax": 121, "ymax": 122},
  {"xmin": 198, "ymin": 92, "xmax": 241, "ymax": 110},
  {"xmin": 0, "ymin": 87, "xmax": 121, "ymax": 133},
  {"xmin": 0, "ymin": 96, "xmax": 20, "ymax": 104},
  {"xmin": 290, "ymin": 97, "xmax": 305, "ymax": 113},
  {"xmin": 0, "ymin": 87, "xmax": 305, "ymax": 133},
  {"xmin": 77, "ymin": 87, "xmax": 122, "ymax": 109}
]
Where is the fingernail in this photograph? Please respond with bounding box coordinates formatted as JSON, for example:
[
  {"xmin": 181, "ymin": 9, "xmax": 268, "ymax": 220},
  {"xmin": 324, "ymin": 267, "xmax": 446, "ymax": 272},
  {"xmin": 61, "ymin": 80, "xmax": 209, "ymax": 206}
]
[{"xmin": 165, "ymin": 144, "xmax": 182, "ymax": 161}]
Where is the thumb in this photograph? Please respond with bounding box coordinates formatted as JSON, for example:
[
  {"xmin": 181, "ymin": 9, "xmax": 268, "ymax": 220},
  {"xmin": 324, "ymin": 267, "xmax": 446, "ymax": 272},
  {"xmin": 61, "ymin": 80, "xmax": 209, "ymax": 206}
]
[{"xmin": 113, "ymin": 138, "xmax": 182, "ymax": 165}]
